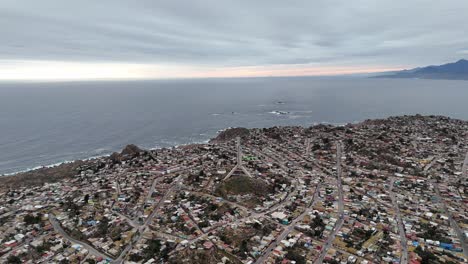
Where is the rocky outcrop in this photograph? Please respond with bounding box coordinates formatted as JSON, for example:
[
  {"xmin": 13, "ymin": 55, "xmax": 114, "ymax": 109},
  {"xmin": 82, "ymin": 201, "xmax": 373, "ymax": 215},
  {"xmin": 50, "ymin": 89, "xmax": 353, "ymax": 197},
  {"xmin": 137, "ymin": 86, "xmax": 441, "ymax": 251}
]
[
  {"xmin": 210, "ymin": 127, "xmax": 250, "ymax": 143},
  {"xmin": 109, "ymin": 144, "xmax": 144, "ymax": 164},
  {"xmin": 121, "ymin": 144, "xmax": 143, "ymax": 157}
]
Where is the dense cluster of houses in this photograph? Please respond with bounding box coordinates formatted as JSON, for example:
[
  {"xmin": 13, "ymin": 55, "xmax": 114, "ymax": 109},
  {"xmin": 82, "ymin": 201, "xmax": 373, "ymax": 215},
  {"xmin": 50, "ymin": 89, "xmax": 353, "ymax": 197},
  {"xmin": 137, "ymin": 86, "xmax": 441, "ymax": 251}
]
[{"xmin": 0, "ymin": 115, "xmax": 466, "ymax": 263}]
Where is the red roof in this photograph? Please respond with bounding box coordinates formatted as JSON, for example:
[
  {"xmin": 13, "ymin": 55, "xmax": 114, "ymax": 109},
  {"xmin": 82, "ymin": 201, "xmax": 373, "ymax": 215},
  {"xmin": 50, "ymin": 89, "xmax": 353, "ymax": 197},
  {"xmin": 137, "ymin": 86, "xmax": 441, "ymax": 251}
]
[
  {"xmin": 203, "ymin": 241, "xmax": 214, "ymax": 249},
  {"xmin": 5, "ymin": 241, "xmax": 18, "ymax": 247}
]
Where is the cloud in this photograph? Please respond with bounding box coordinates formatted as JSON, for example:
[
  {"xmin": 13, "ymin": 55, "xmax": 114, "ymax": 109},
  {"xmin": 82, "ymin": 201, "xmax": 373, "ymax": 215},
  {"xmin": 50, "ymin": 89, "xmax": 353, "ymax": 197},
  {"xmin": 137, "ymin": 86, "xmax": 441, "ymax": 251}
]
[{"xmin": 0, "ymin": 0, "xmax": 467, "ymax": 79}]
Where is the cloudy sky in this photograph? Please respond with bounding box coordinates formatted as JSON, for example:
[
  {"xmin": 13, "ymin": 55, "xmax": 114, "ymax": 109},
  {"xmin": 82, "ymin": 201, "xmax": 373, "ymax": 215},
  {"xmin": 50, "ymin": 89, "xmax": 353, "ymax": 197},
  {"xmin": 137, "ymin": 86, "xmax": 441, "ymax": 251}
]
[{"xmin": 1, "ymin": 0, "xmax": 468, "ymax": 80}]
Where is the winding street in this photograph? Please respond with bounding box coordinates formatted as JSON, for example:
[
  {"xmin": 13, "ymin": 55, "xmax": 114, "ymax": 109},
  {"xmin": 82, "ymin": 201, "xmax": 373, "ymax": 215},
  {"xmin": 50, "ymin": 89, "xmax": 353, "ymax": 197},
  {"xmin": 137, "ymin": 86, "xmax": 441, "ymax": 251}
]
[{"xmin": 49, "ymin": 214, "xmax": 113, "ymax": 261}]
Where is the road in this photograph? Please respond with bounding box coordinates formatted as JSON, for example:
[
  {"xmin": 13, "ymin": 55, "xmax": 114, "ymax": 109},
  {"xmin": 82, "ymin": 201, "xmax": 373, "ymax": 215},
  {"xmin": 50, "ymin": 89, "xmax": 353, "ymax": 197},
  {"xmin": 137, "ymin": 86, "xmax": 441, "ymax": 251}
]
[
  {"xmin": 432, "ymin": 180, "xmax": 468, "ymax": 259},
  {"xmin": 315, "ymin": 217, "xmax": 344, "ymax": 263},
  {"xmin": 169, "ymin": 141, "xmax": 329, "ymax": 260},
  {"xmin": 113, "ymin": 174, "xmax": 187, "ymax": 263},
  {"xmin": 143, "ymin": 231, "xmax": 185, "ymax": 241},
  {"xmin": 114, "ymin": 211, "xmax": 140, "ymax": 228},
  {"xmin": 49, "ymin": 214, "xmax": 113, "ymax": 260},
  {"xmin": 173, "ymin": 142, "xmax": 323, "ymax": 260},
  {"xmin": 423, "ymin": 156, "xmax": 437, "ymax": 175},
  {"xmin": 0, "ymin": 233, "xmax": 47, "ymax": 262},
  {"xmin": 188, "ymin": 190, "xmax": 250, "ymax": 213},
  {"xmin": 352, "ymin": 187, "xmax": 392, "ymax": 209},
  {"xmin": 249, "ymin": 147, "xmax": 289, "ymax": 173},
  {"xmin": 305, "ymin": 138, "xmax": 311, "ymax": 156},
  {"xmin": 254, "ymin": 183, "xmax": 321, "ymax": 264},
  {"xmin": 178, "ymin": 174, "xmax": 302, "ymax": 253},
  {"xmin": 182, "ymin": 179, "xmax": 301, "ymax": 248},
  {"xmin": 336, "ymin": 143, "xmax": 344, "ymax": 214},
  {"xmin": 315, "ymin": 142, "xmax": 344, "ymax": 264},
  {"xmin": 145, "ymin": 175, "xmax": 162, "ymax": 204},
  {"xmin": 463, "ymin": 150, "xmax": 468, "ymax": 180},
  {"xmin": 389, "ymin": 177, "xmax": 408, "ymax": 264}
]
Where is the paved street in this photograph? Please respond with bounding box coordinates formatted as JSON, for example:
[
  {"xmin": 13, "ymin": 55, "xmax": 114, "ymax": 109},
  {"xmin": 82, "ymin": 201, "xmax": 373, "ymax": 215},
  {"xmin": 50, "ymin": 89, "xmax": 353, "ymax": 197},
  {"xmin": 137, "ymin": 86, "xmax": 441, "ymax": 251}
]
[
  {"xmin": 463, "ymin": 150, "xmax": 468, "ymax": 179},
  {"xmin": 255, "ymin": 183, "xmax": 321, "ymax": 264},
  {"xmin": 315, "ymin": 142, "xmax": 344, "ymax": 264},
  {"xmin": 432, "ymin": 180, "xmax": 468, "ymax": 259},
  {"xmin": 49, "ymin": 214, "xmax": 113, "ymax": 260},
  {"xmin": 389, "ymin": 177, "xmax": 408, "ymax": 264},
  {"xmin": 113, "ymin": 174, "xmax": 187, "ymax": 263}
]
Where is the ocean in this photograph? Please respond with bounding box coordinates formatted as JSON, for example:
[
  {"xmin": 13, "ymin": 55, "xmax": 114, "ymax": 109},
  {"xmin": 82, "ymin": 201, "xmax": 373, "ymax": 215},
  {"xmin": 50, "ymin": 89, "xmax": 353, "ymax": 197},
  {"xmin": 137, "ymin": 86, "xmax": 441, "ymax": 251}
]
[{"xmin": 1, "ymin": 76, "xmax": 467, "ymax": 175}]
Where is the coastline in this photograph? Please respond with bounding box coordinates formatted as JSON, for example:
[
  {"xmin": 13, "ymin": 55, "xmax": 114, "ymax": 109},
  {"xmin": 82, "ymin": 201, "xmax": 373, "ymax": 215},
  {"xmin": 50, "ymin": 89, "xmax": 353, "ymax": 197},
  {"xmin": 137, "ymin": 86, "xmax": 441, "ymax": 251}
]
[
  {"xmin": 0, "ymin": 138, "xmax": 213, "ymax": 177},
  {"xmin": 0, "ymin": 121, "xmax": 258, "ymax": 190},
  {"xmin": 1, "ymin": 114, "xmax": 462, "ymax": 190},
  {"xmin": 0, "ymin": 116, "xmax": 352, "ymax": 177},
  {"xmin": 0, "ymin": 138, "xmax": 214, "ymax": 191}
]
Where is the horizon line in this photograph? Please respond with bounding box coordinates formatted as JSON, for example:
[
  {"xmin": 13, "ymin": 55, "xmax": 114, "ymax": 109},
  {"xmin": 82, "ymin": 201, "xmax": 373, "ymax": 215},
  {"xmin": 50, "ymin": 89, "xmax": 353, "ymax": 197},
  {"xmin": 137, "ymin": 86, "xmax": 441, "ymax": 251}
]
[{"xmin": 0, "ymin": 60, "xmax": 407, "ymax": 82}]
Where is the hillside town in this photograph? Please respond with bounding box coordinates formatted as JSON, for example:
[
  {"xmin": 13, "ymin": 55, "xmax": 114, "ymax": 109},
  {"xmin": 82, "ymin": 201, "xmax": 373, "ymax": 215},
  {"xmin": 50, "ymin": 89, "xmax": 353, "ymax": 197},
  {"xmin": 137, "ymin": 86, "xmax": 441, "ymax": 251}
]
[{"xmin": 0, "ymin": 115, "xmax": 467, "ymax": 264}]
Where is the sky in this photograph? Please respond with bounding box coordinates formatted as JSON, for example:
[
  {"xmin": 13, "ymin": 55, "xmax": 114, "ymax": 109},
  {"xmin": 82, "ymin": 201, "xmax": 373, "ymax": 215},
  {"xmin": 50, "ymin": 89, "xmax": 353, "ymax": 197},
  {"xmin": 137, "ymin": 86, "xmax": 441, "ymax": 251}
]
[{"xmin": 1, "ymin": 0, "xmax": 468, "ymax": 80}]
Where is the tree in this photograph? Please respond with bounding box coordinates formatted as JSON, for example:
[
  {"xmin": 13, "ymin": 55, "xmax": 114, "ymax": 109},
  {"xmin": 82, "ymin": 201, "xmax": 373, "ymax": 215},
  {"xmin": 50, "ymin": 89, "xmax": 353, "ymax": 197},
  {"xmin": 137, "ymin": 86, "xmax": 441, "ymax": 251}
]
[
  {"xmin": 24, "ymin": 214, "xmax": 41, "ymax": 225},
  {"xmin": 219, "ymin": 234, "xmax": 232, "ymax": 244},
  {"xmin": 7, "ymin": 256, "xmax": 21, "ymax": 264},
  {"xmin": 239, "ymin": 240, "xmax": 248, "ymax": 258},
  {"xmin": 199, "ymin": 220, "xmax": 210, "ymax": 228},
  {"xmin": 110, "ymin": 227, "xmax": 122, "ymax": 241},
  {"xmin": 129, "ymin": 254, "xmax": 143, "ymax": 262},
  {"xmin": 64, "ymin": 197, "xmax": 81, "ymax": 216},
  {"xmin": 285, "ymin": 249, "xmax": 306, "ymax": 264},
  {"xmin": 414, "ymin": 246, "xmax": 437, "ymax": 264},
  {"xmin": 97, "ymin": 217, "xmax": 109, "ymax": 236},
  {"xmin": 36, "ymin": 241, "xmax": 53, "ymax": 253},
  {"xmin": 253, "ymin": 222, "xmax": 262, "ymax": 229},
  {"xmin": 143, "ymin": 240, "xmax": 162, "ymax": 259}
]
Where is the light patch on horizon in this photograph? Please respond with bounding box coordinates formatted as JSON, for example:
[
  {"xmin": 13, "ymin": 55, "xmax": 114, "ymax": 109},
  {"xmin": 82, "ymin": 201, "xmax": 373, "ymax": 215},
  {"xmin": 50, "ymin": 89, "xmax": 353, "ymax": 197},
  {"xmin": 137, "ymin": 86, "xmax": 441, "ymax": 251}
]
[
  {"xmin": 1, "ymin": 0, "xmax": 467, "ymax": 80},
  {"xmin": 0, "ymin": 60, "xmax": 406, "ymax": 81}
]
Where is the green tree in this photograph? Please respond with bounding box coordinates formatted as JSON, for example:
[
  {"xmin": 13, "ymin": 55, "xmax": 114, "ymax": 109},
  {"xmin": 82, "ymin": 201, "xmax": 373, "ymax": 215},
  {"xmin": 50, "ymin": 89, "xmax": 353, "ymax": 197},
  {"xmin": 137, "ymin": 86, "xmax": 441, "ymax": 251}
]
[
  {"xmin": 239, "ymin": 240, "xmax": 248, "ymax": 258},
  {"xmin": 24, "ymin": 214, "xmax": 41, "ymax": 225},
  {"xmin": 286, "ymin": 249, "xmax": 306, "ymax": 264},
  {"xmin": 97, "ymin": 217, "xmax": 109, "ymax": 236},
  {"xmin": 7, "ymin": 256, "xmax": 21, "ymax": 264},
  {"xmin": 414, "ymin": 246, "xmax": 437, "ymax": 264}
]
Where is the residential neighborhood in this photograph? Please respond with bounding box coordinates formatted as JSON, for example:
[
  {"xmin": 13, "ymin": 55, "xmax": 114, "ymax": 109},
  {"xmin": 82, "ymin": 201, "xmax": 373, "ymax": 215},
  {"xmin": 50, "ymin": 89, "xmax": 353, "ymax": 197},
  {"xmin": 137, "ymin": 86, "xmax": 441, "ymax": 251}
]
[{"xmin": 0, "ymin": 115, "xmax": 467, "ymax": 264}]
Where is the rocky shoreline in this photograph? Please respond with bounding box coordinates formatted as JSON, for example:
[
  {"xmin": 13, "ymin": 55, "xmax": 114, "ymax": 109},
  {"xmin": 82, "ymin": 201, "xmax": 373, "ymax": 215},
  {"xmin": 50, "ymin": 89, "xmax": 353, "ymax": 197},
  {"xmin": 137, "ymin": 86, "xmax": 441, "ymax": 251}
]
[{"xmin": 1, "ymin": 114, "xmax": 466, "ymax": 192}]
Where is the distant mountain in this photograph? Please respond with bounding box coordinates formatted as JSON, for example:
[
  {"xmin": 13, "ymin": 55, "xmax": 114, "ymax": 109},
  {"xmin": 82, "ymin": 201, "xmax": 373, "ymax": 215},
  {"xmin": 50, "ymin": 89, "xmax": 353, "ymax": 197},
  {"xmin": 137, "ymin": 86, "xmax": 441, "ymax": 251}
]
[{"xmin": 375, "ymin": 59, "xmax": 468, "ymax": 80}]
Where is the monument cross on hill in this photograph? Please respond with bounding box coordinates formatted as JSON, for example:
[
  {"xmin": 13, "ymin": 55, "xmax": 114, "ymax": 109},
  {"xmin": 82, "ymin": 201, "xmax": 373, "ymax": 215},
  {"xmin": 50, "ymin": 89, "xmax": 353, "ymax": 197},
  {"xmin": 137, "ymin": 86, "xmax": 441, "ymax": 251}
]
[{"xmin": 223, "ymin": 136, "xmax": 253, "ymax": 181}]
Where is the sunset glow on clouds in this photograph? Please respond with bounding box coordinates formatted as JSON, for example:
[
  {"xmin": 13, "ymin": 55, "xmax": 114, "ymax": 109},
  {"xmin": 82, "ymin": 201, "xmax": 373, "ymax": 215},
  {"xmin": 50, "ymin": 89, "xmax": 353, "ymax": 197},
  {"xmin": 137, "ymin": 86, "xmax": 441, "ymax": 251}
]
[
  {"xmin": 0, "ymin": 60, "xmax": 406, "ymax": 81},
  {"xmin": 1, "ymin": 0, "xmax": 467, "ymax": 80}
]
